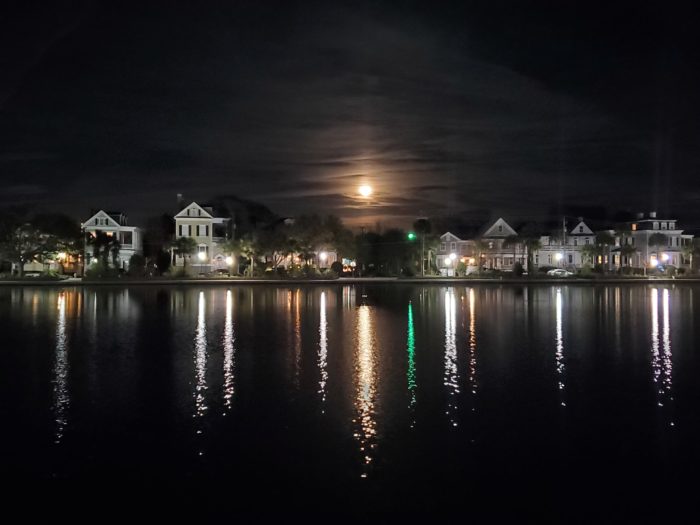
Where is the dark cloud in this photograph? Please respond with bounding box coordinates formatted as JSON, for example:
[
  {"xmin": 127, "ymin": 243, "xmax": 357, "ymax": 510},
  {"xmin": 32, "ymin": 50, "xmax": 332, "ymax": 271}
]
[{"xmin": 1, "ymin": 0, "xmax": 699, "ymax": 227}]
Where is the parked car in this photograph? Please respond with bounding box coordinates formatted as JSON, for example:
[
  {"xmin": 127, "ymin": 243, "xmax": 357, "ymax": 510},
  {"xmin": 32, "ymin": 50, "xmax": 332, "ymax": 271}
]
[
  {"xmin": 547, "ymin": 268, "xmax": 574, "ymax": 277},
  {"xmin": 213, "ymin": 268, "xmax": 230, "ymax": 277}
]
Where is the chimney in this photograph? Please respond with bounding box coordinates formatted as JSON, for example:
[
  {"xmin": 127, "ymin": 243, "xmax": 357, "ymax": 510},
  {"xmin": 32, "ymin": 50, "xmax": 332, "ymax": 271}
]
[
  {"xmin": 177, "ymin": 193, "xmax": 184, "ymax": 211},
  {"xmin": 649, "ymin": 211, "xmax": 657, "ymax": 219},
  {"xmin": 636, "ymin": 212, "xmax": 644, "ymax": 220}
]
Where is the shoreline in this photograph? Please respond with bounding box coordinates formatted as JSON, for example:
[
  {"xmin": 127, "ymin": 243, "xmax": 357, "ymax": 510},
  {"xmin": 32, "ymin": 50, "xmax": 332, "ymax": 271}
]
[{"xmin": 2, "ymin": 276, "xmax": 700, "ymax": 286}]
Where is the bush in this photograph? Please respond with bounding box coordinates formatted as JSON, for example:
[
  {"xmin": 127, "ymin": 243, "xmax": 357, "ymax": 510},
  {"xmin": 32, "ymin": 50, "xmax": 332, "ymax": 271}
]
[
  {"xmin": 330, "ymin": 261, "xmax": 343, "ymax": 276},
  {"xmin": 84, "ymin": 261, "xmax": 120, "ymax": 279},
  {"xmin": 128, "ymin": 254, "xmax": 146, "ymax": 277},
  {"xmin": 513, "ymin": 261, "xmax": 524, "ymax": 277}
]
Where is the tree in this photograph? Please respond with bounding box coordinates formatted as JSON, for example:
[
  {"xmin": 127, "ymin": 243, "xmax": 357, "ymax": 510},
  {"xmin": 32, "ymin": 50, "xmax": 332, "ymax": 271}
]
[
  {"xmin": 594, "ymin": 231, "xmax": 615, "ymax": 273},
  {"xmin": 171, "ymin": 236, "xmax": 197, "ymax": 271},
  {"xmin": 523, "ymin": 238, "xmax": 542, "ymax": 274},
  {"xmin": 88, "ymin": 230, "xmax": 121, "ymax": 268},
  {"xmin": 518, "ymin": 222, "xmax": 542, "ymax": 275},
  {"xmin": 681, "ymin": 243, "xmax": 698, "ymax": 273},
  {"xmin": 619, "ymin": 244, "xmax": 637, "ymax": 269},
  {"xmin": 128, "ymin": 253, "xmax": 146, "ymax": 277},
  {"xmin": 503, "ymin": 234, "xmax": 521, "ymax": 270},
  {"xmin": 648, "ymin": 233, "xmax": 669, "ymax": 250},
  {"xmin": 413, "ymin": 218, "xmax": 432, "ymax": 276},
  {"xmin": 580, "ymin": 244, "xmax": 599, "ymax": 266},
  {"xmin": 473, "ymin": 240, "xmax": 490, "ymax": 275},
  {"xmin": 0, "ymin": 223, "xmax": 55, "ymax": 277}
]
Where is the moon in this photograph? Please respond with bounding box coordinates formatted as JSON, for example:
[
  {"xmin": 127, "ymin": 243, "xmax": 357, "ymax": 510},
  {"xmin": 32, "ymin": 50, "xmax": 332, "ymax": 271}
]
[{"xmin": 358, "ymin": 185, "xmax": 373, "ymax": 198}]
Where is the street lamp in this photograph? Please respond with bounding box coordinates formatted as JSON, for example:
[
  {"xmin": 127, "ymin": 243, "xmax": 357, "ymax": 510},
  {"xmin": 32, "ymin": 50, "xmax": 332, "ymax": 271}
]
[
  {"xmin": 225, "ymin": 255, "xmax": 234, "ymax": 276},
  {"xmin": 197, "ymin": 251, "xmax": 206, "ymax": 275}
]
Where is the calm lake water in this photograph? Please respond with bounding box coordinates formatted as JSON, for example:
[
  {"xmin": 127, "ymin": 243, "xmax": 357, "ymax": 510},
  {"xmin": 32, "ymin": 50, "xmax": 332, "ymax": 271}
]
[{"xmin": 2, "ymin": 283, "xmax": 700, "ymax": 520}]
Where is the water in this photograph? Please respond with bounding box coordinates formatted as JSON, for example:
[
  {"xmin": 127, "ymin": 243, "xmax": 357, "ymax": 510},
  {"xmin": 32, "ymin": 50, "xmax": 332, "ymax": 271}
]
[{"xmin": 2, "ymin": 284, "xmax": 699, "ymax": 520}]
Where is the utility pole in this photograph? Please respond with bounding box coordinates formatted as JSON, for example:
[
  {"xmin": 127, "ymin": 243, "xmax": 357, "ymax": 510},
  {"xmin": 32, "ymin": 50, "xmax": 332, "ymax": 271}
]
[{"xmin": 562, "ymin": 217, "xmax": 567, "ymax": 268}]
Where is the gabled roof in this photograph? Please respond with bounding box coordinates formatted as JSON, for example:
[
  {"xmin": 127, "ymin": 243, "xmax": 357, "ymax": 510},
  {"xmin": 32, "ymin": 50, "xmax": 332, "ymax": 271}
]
[
  {"xmin": 84, "ymin": 209, "xmax": 123, "ymax": 228},
  {"xmin": 480, "ymin": 217, "xmax": 517, "ymax": 238},
  {"xmin": 569, "ymin": 220, "xmax": 594, "ymax": 235},
  {"xmin": 440, "ymin": 231, "xmax": 465, "ymax": 242},
  {"xmin": 175, "ymin": 201, "xmax": 213, "ymax": 219}
]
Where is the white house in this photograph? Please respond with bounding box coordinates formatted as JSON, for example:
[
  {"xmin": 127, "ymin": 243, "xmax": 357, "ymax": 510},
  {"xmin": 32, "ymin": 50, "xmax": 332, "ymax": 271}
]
[
  {"xmin": 534, "ymin": 219, "xmax": 596, "ymax": 270},
  {"xmin": 612, "ymin": 211, "xmax": 692, "ymax": 270},
  {"xmin": 173, "ymin": 202, "xmax": 231, "ymax": 274},
  {"xmin": 83, "ymin": 210, "xmax": 142, "ymax": 270}
]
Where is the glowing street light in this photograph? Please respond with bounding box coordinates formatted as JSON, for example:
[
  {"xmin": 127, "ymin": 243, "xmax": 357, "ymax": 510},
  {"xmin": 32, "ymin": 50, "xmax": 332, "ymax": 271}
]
[
  {"xmin": 358, "ymin": 185, "xmax": 373, "ymax": 198},
  {"xmin": 197, "ymin": 251, "xmax": 207, "ymax": 276},
  {"xmin": 319, "ymin": 251, "xmax": 328, "ymax": 261},
  {"xmin": 555, "ymin": 252, "xmax": 563, "ymax": 262},
  {"xmin": 225, "ymin": 256, "xmax": 234, "ymax": 266},
  {"xmin": 661, "ymin": 253, "xmax": 670, "ymax": 262},
  {"xmin": 449, "ymin": 253, "xmax": 457, "ymax": 262}
]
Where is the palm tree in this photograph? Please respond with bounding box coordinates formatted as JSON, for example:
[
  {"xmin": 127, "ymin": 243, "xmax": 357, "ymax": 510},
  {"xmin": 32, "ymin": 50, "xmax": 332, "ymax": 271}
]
[
  {"xmin": 681, "ymin": 243, "xmax": 697, "ymax": 273},
  {"xmin": 88, "ymin": 230, "xmax": 116, "ymax": 267},
  {"xmin": 474, "ymin": 240, "xmax": 489, "ymax": 275},
  {"xmin": 503, "ymin": 234, "xmax": 520, "ymax": 270},
  {"xmin": 523, "ymin": 238, "xmax": 542, "ymax": 275},
  {"xmin": 171, "ymin": 236, "xmax": 197, "ymax": 271},
  {"xmin": 619, "ymin": 244, "xmax": 637, "ymax": 270},
  {"xmin": 594, "ymin": 231, "xmax": 615, "ymax": 273}
]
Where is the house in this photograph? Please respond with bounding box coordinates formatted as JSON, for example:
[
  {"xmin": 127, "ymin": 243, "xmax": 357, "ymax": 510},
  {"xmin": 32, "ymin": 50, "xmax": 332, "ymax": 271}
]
[
  {"xmin": 83, "ymin": 210, "xmax": 142, "ymax": 270},
  {"xmin": 611, "ymin": 211, "xmax": 692, "ymax": 270},
  {"xmin": 534, "ymin": 219, "xmax": 596, "ymax": 270},
  {"xmin": 437, "ymin": 218, "xmax": 525, "ymax": 275},
  {"xmin": 173, "ymin": 201, "xmax": 231, "ymax": 273}
]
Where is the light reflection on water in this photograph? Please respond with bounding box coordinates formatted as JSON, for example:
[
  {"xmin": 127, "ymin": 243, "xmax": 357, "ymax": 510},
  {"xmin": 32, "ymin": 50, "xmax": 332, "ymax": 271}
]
[
  {"xmin": 3, "ymin": 283, "xmax": 698, "ymax": 493},
  {"xmin": 194, "ymin": 291, "xmax": 208, "ymax": 451},
  {"xmin": 444, "ymin": 288, "xmax": 459, "ymax": 427},
  {"xmin": 555, "ymin": 288, "xmax": 566, "ymax": 406},
  {"xmin": 650, "ymin": 288, "xmax": 674, "ymax": 427},
  {"xmin": 406, "ymin": 302, "xmax": 416, "ymax": 425},
  {"xmin": 354, "ymin": 304, "xmax": 378, "ymax": 478},
  {"xmin": 468, "ymin": 288, "xmax": 477, "ymax": 403},
  {"xmin": 318, "ymin": 291, "xmax": 328, "ymax": 410},
  {"xmin": 52, "ymin": 292, "xmax": 69, "ymax": 444},
  {"xmin": 222, "ymin": 290, "xmax": 235, "ymax": 415}
]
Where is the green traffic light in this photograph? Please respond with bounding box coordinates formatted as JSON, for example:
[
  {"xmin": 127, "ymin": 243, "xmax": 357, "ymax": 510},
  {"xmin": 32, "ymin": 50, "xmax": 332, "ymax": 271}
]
[{"xmin": 407, "ymin": 232, "xmax": 416, "ymax": 240}]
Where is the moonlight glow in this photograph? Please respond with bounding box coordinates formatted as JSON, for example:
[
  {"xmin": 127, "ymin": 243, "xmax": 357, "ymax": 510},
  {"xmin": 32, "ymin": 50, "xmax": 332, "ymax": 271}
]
[{"xmin": 358, "ymin": 185, "xmax": 373, "ymax": 198}]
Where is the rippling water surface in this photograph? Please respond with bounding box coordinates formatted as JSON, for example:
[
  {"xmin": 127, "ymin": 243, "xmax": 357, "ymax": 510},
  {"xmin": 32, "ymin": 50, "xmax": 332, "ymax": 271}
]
[{"xmin": 2, "ymin": 284, "xmax": 700, "ymax": 519}]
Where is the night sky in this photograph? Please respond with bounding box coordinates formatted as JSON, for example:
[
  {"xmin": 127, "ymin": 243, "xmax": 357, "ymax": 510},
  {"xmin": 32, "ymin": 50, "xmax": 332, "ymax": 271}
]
[{"xmin": 2, "ymin": 1, "xmax": 700, "ymax": 228}]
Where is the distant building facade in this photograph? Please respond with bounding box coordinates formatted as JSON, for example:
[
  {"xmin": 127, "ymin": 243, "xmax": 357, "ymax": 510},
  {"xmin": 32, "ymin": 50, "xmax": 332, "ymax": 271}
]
[
  {"xmin": 437, "ymin": 218, "xmax": 526, "ymax": 275},
  {"xmin": 612, "ymin": 211, "xmax": 692, "ymax": 270},
  {"xmin": 534, "ymin": 219, "xmax": 596, "ymax": 270},
  {"xmin": 173, "ymin": 201, "xmax": 230, "ymax": 273},
  {"xmin": 83, "ymin": 210, "xmax": 142, "ymax": 270}
]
